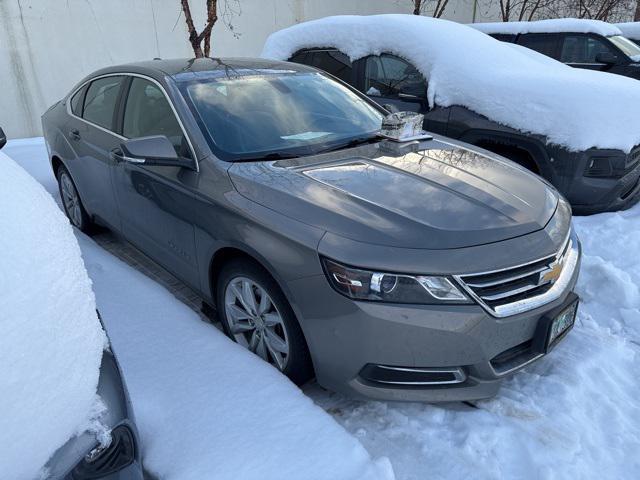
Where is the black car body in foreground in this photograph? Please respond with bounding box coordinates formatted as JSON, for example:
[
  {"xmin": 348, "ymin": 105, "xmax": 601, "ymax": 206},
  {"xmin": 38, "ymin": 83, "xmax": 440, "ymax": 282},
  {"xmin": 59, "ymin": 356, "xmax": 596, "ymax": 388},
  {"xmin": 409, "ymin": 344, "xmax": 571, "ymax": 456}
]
[
  {"xmin": 287, "ymin": 47, "xmax": 640, "ymax": 214},
  {"xmin": 47, "ymin": 348, "xmax": 143, "ymax": 480},
  {"xmin": 42, "ymin": 59, "xmax": 580, "ymax": 402}
]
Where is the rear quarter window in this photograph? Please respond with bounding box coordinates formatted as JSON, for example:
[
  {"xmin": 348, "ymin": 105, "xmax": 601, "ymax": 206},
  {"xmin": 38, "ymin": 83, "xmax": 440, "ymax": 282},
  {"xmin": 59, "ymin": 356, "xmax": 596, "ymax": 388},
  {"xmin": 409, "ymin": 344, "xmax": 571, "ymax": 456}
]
[{"xmin": 69, "ymin": 85, "xmax": 87, "ymax": 117}]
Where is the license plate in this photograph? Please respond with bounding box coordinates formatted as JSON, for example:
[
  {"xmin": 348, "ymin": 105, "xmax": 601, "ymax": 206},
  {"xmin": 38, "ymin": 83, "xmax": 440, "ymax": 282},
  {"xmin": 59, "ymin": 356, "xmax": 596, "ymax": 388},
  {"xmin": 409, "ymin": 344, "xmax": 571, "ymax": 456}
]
[{"xmin": 547, "ymin": 300, "xmax": 578, "ymax": 349}]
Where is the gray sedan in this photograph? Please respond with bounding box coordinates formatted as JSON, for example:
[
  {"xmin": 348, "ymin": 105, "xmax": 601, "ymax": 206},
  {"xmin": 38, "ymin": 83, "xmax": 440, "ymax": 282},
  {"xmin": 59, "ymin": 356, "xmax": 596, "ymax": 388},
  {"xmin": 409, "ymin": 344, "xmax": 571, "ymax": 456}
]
[{"xmin": 42, "ymin": 58, "xmax": 581, "ymax": 402}]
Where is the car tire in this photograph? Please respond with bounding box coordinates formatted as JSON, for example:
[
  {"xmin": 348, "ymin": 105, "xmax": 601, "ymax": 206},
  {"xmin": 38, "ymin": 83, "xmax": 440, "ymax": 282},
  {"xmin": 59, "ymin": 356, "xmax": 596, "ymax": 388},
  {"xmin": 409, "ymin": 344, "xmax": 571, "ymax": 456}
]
[
  {"xmin": 56, "ymin": 165, "xmax": 93, "ymax": 233},
  {"xmin": 216, "ymin": 258, "xmax": 313, "ymax": 385}
]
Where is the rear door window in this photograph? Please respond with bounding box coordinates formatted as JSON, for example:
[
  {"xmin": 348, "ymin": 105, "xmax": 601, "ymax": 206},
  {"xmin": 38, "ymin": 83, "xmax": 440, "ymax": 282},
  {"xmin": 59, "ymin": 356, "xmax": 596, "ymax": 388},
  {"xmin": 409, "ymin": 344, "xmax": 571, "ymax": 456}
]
[
  {"xmin": 517, "ymin": 34, "xmax": 561, "ymax": 59},
  {"xmin": 560, "ymin": 34, "xmax": 617, "ymax": 63},
  {"xmin": 363, "ymin": 54, "xmax": 426, "ymax": 99},
  {"xmin": 82, "ymin": 76, "xmax": 125, "ymax": 130}
]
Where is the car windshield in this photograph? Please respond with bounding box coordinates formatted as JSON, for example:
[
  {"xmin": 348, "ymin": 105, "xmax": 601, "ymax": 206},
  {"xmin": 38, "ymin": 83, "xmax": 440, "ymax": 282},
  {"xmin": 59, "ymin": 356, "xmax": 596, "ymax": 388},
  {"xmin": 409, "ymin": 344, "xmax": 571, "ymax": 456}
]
[
  {"xmin": 182, "ymin": 72, "xmax": 384, "ymax": 161},
  {"xmin": 608, "ymin": 35, "xmax": 640, "ymax": 60}
]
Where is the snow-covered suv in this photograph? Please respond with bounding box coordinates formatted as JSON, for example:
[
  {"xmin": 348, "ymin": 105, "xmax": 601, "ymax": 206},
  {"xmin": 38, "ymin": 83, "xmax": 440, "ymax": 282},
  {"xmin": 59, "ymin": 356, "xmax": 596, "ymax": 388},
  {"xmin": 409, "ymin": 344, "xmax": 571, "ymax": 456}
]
[
  {"xmin": 264, "ymin": 15, "xmax": 640, "ymax": 214},
  {"xmin": 472, "ymin": 19, "xmax": 640, "ymax": 81}
]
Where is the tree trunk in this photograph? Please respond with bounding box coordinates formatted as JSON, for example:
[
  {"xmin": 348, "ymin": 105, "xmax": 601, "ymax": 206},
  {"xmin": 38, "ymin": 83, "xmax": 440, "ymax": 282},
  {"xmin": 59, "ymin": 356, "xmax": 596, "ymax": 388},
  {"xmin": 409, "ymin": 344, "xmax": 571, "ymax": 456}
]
[
  {"xmin": 635, "ymin": 0, "xmax": 640, "ymax": 21},
  {"xmin": 181, "ymin": 0, "xmax": 219, "ymax": 58},
  {"xmin": 203, "ymin": 0, "xmax": 218, "ymax": 57},
  {"xmin": 413, "ymin": 0, "xmax": 422, "ymax": 14}
]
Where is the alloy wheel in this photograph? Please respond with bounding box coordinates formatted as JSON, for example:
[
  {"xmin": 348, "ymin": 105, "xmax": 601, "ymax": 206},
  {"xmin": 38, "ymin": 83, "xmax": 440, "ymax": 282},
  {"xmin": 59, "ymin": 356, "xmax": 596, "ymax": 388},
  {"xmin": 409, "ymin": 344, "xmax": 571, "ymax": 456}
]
[
  {"xmin": 224, "ymin": 276, "xmax": 290, "ymax": 371},
  {"xmin": 60, "ymin": 172, "xmax": 82, "ymax": 228}
]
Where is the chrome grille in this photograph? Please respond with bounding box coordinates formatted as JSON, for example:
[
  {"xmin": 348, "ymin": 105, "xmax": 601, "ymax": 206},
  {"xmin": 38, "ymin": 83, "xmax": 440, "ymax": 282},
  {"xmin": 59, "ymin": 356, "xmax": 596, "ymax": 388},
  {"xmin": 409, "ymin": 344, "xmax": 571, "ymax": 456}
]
[{"xmin": 456, "ymin": 234, "xmax": 577, "ymax": 317}]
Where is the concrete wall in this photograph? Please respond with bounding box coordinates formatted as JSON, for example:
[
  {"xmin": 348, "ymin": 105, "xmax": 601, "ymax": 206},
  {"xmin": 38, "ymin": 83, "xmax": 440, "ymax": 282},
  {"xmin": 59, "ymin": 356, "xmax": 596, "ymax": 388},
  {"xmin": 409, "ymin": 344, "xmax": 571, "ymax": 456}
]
[{"xmin": 0, "ymin": 0, "xmax": 492, "ymax": 139}]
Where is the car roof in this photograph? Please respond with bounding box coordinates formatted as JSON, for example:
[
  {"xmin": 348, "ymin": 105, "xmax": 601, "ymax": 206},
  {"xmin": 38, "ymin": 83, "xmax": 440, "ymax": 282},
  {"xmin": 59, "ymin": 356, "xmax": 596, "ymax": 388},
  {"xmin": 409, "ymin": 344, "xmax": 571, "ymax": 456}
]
[
  {"xmin": 87, "ymin": 57, "xmax": 316, "ymax": 84},
  {"xmin": 470, "ymin": 19, "xmax": 623, "ymax": 37}
]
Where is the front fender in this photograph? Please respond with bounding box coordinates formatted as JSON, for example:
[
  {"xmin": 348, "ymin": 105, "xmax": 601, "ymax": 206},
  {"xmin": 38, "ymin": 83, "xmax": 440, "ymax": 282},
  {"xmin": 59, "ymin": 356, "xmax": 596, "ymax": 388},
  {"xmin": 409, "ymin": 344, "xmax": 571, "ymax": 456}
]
[{"xmin": 458, "ymin": 128, "xmax": 555, "ymax": 181}]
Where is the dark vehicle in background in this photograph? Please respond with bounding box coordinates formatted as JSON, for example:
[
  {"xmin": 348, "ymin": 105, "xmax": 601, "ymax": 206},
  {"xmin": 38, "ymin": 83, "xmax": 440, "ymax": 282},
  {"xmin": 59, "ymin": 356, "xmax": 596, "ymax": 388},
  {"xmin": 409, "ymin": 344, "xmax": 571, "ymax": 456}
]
[
  {"xmin": 287, "ymin": 46, "xmax": 640, "ymax": 214},
  {"xmin": 472, "ymin": 19, "xmax": 640, "ymax": 81},
  {"xmin": 42, "ymin": 59, "xmax": 580, "ymax": 402}
]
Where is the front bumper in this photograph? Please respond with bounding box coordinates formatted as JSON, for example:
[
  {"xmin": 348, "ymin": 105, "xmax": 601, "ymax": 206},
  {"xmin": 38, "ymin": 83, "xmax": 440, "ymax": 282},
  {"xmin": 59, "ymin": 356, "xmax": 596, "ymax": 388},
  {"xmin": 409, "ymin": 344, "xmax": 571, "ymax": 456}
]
[
  {"xmin": 563, "ymin": 155, "xmax": 640, "ymax": 215},
  {"xmin": 287, "ymin": 247, "xmax": 581, "ymax": 403}
]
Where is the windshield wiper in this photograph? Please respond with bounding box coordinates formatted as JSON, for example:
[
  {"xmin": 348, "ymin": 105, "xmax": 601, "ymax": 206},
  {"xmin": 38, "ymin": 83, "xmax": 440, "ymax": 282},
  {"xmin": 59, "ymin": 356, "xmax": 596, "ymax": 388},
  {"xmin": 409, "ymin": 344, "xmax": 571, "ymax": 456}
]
[
  {"xmin": 315, "ymin": 134, "xmax": 384, "ymax": 154},
  {"xmin": 234, "ymin": 134, "xmax": 383, "ymax": 161},
  {"xmin": 234, "ymin": 152, "xmax": 301, "ymax": 162}
]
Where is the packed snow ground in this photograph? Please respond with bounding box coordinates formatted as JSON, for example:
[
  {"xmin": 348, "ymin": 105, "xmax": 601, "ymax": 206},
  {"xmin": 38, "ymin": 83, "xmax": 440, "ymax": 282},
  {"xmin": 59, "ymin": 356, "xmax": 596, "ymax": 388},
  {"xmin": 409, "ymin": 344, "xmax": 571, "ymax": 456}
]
[
  {"xmin": 263, "ymin": 15, "xmax": 640, "ymax": 153},
  {"xmin": 6, "ymin": 138, "xmax": 640, "ymax": 479},
  {"xmin": 0, "ymin": 151, "xmax": 106, "ymax": 480}
]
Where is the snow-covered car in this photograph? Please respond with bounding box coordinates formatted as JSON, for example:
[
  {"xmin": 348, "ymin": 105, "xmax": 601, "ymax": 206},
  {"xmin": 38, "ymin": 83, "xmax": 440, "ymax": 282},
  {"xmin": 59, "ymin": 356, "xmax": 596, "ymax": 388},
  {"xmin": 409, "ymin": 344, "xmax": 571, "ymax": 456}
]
[
  {"xmin": 471, "ymin": 19, "xmax": 640, "ymax": 80},
  {"xmin": 263, "ymin": 15, "xmax": 640, "ymax": 214},
  {"xmin": 616, "ymin": 22, "xmax": 640, "ymax": 46},
  {"xmin": 0, "ymin": 139, "xmax": 143, "ymax": 479}
]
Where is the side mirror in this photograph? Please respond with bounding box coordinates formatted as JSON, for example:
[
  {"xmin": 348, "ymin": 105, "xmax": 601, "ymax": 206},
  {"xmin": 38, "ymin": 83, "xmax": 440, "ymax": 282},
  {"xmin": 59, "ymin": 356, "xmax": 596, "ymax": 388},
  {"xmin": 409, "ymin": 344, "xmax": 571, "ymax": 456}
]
[
  {"xmin": 112, "ymin": 135, "xmax": 188, "ymax": 167},
  {"xmin": 595, "ymin": 52, "xmax": 619, "ymax": 65},
  {"xmin": 0, "ymin": 127, "xmax": 6, "ymax": 150}
]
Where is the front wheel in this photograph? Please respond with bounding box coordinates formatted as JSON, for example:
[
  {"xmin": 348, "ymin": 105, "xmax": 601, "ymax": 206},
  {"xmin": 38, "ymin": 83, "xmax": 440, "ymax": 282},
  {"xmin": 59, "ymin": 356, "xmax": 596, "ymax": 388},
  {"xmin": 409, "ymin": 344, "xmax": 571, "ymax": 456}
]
[{"xmin": 216, "ymin": 259, "xmax": 313, "ymax": 385}]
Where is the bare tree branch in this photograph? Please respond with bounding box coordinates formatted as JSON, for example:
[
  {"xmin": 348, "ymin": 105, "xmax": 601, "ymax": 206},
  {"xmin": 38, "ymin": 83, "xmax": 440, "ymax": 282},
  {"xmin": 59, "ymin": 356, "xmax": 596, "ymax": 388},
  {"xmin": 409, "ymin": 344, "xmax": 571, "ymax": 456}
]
[
  {"xmin": 409, "ymin": 0, "xmax": 451, "ymax": 17},
  {"xmin": 180, "ymin": 0, "xmax": 240, "ymax": 58},
  {"xmin": 485, "ymin": 0, "xmax": 634, "ymax": 22}
]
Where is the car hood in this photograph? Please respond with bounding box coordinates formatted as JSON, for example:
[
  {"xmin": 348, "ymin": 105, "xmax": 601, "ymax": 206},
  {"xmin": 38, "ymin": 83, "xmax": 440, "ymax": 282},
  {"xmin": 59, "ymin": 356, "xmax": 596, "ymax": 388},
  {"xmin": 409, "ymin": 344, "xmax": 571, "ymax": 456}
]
[{"xmin": 228, "ymin": 139, "xmax": 559, "ymax": 249}]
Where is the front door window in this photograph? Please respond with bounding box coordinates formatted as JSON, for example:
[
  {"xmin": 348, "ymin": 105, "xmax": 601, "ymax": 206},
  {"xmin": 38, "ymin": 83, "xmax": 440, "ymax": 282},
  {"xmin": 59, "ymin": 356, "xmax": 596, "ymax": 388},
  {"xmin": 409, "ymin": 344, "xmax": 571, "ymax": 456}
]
[{"xmin": 363, "ymin": 54, "xmax": 427, "ymax": 100}]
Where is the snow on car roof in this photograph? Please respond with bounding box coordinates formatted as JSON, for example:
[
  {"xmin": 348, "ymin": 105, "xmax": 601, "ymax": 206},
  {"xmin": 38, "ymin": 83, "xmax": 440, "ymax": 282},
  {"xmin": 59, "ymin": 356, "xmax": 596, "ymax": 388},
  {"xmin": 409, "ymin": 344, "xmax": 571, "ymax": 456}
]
[
  {"xmin": 616, "ymin": 22, "xmax": 640, "ymax": 40},
  {"xmin": 262, "ymin": 14, "xmax": 640, "ymax": 153},
  {"xmin": 470, "ymin": 18, "xmax": 623, "ymax": 36},
  {"xmin": 0, "ymin": 152, "xmax": 106, "ymax": 479}
]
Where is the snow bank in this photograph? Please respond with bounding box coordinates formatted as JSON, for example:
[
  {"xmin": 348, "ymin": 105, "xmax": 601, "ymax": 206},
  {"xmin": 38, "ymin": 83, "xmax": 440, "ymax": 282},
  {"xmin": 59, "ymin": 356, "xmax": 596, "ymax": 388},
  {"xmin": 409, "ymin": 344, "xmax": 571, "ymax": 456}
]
[
  {"xmin": 4, "ymin": 137, "xmax": 394, "ymax": 480},
  {"xmin": 471, "ymin": 18, "xmax": 622, "ymax": 36},
  {"xmin": 262, "ymin": 15, "xmax": 640, "ymax": 153},
  {"xmin": 0, "ymin": 151, "xmax": 106, "ymax": 479},
  {"xmin": 616, "ymin": 22, "xmax": 640, "ymax": 40}
]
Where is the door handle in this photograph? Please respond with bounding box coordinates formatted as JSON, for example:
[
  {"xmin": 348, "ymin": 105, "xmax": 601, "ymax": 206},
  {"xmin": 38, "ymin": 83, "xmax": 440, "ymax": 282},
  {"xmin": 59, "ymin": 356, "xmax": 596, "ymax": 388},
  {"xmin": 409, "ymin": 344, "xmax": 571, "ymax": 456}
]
[{"xmin": 69, "ymin": 129, "xmax": 81, "ymax": 141}]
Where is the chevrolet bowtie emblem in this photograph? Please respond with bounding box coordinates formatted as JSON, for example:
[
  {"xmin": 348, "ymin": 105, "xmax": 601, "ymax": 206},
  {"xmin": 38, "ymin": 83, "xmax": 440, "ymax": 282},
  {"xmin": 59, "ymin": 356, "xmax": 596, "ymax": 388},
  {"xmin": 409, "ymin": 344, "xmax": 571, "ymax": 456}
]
[{"xmin": 540, "ymin": 261, "xmax": 563, "ymax": 285}]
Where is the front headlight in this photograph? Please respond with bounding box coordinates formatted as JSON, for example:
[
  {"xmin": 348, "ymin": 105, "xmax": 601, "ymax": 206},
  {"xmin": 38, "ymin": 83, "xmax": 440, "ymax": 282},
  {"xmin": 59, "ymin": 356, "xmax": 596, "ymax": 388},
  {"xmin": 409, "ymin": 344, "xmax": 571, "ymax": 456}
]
[{"xmin": 322, "ymin": 258, "xmax": 471, "ymax": 304}]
